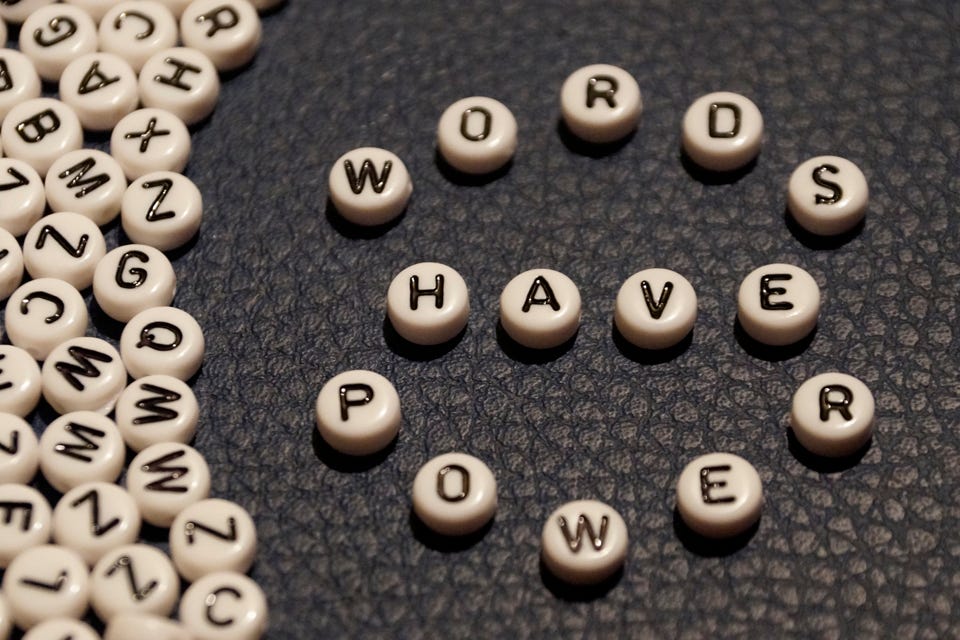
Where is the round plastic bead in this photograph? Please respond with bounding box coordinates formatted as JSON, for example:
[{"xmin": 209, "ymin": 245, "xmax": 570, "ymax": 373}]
[
  {"xmin": 126, "ymin": 442, "xmax": 211, "ymax": 527},
  {"xmin": 0, "ymin": 484, "xmax": 51, "ymax": 567},
  {"xmin": 5, "ymin": 278, "xmax": 88, "ymax": 362},
  {"xmin": 499, "ymin": 268, "xmax": 581, "ymax": 349},
  {"xmin": 328, "ymin": 147, "xmax": 412, "ymax": 226},
  {"xmin": 114, "ymin": 375, "xmax": 199, "ymax": 452},
  {"xmin": 93, "ymin": 244, "xmax": 177, "ymax": 323},
  {"xmin": 682, "ymin": 91, "xmax": 763, "ymax": 172},
  {"xmin": 1, "ymin": 545, "xmax": 90, "ymax": 630},
  {"xmin": 179, "ymin": 572, "xmax": 268, "ymax": 640},
  {"xmin": 170, "ymin": 498, "xmax": 258, "ymax": 582},
  {"xmin": 737, "ymin": 263, "xmax": 820, "ymax": 346},
  {"xmin": 40, "ymin": 338, "xmax": 127, "ymax": 415},
  {"xmin": 110, "ymin": 108, "xmax": 191, "ymax": 181},
  {"xmin": 787, "ymin": 155, "xmax": 869, "ymax": 235},
  {"xmin": 0, "ymin": 158, "xmax": 45, "ymax": 237},
  {"xmin": 22, "ymin": 212, "xmax": 106, "ymax": 290},
  {"xmin": 560, "ymin": 63, "xmax": 642, "ymax": 144},
  {"xmin": 38, "ymin": 411, "xmax": 125, "ymax": 492},
  {"xmin": 315, "ymin": 370, "xmax": 401, "ymax": 456},
  {"xmin": 1, "ymin": 98, "xmax": 83, "ymax": 178},
  {"xmin": 0, "ymin": 413, "xmax": 40, "ymax": 483},
  {"xmin": 99, "ymin": 2, "xmax": 180, "ymax": 73},
  {"xmin": 19, "ymin": 5, "xmax": 98, "ymax": 82},
  {"xmin": 59, "ymin": 52, "xmax": 140, "ymax": 132},
  {"xmin": 0, "ymin": 49, "xmax": 43, "ymax": 122},
  {"xmin": 138, "ymin": 47, "xmax": 221, "ymax": 126},
  {"xmin": 676, "ymin": 452, "xmax": 763, "ymax": 538},
  {"xmin": 180, "ymin": 0, "xmax": 262, "ymax": 72},
  {"xmin": 44, "ymin": 149, "xmax": 128, "ymax": 226},
  {"xmin": 119, "ymin": 306, "xmax": 205, "ymax": 380},
  {"xmin": 541, "ymin": 499, "xmax": 628, "ymax": 585},
  {"xmin": 121, "ymin": 171, "xmax": 203, "ymax": 251},
  {"xmin": 386, "ymin": 262, "xmax": 469, "ymax": 345}
]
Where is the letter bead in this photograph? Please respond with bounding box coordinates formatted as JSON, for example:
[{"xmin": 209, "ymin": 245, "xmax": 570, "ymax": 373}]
[
  {"xmin": 412, "ymin": 453, "xmax": 497, "ymax": 536},
  {"xmin": 93, "ymin": 245, "xmax": 177, "ymax": 323},
  {"xmin": 737, "ymin": 263, "xmax": 820, "ymax": 346},
  {"xmin": 52, "ymin": 482, "xmax": 141, "ymax": 566},
  {"xmin": 121, "ymin": 171, "xmax": 204, "ymax": 251},
  {"xmin": 0, "ymin": 158, "xmax": 45, "ymax": 237},
  {"xmin": 38, "ymin": 412, "xmax": 125, "ymax": 493},
  {"xmin": 1, "ymin": 545, "xmax": 90, "ymax": 630},
  {"xmin": 105, "ymin": 613, "xmax": 192, "ymax": 640},
  {"xmin": 180, "ymin": 0, "xmax": 263, "ymax": 72},
  {"xmin": 19, "ymin": 5, "xmax": 99, "ymax": 82},
  {"xmin": 22, "ymin": 212, "xmax": 107, "ymax": 291},
  {"xmin": 126, "ymin": 442, "xmax": 211, "ymax": 527},
  {"xmin": 179, "ymin": 571, "xmax": 268, "ymax": 640},
  {"xmin": 614, "ymin": 268, "xmax": 697, "ymax": 350},
  {"xmin": 560, "ymin": 63, "xmax": 643, "ymax": 144},
  {"xmin": 387, "ymin": 262, "xmax": 470, "ymax": 345},
  {"xmin": 328, "ymin": 147, "xmax": 413, "ymax": 226},
  {"xmin": 110, "ymin": 108, "xmax": 192, "ymax": 181},
  {"xmin": 152, "ymin": 0, "xmax": 200, "ymax": 19},
  {"xmin": 114, "ymin": 375, "xmax": 199, "ymax": 452},
  {"xmin": 0, "ymin": 98, "xmax": 84, "ymax": 178},
  {"xmin": 120, "ymin": 306, "xmax": 205, "ymax": 380},
  {"xmin": 0, "ymin": 229, "xmax": 23, "ymax": 301},
  {"xmin": 99, "ymin": 2, "xmax": 180, "ymax": 73},
  {"xmin": 61, "ymin": 0, "xmax": 116, "ymax": 22},
  {"xmin": 5, "ymin": 278, "xmax": 89, "ymax": 362},
  {"xmin": 45, "ymin": 150, "xmax": 129, "ymax": 226},
  {"xmin": 41, "ymin": 338, "xmax": 128, "ymax": 416},
  {"xmin": 436, "ymin": 96, "xmax": 518, "ymax": 174},
  {"xmin": 22, "ymin": 619, "xmax": 100, "ymax": 640},
  {"xmin": 682, "ymin": 91, "xmax": 763, "ymax": 172},
  {"xmin": 499, "ymin": 268, "xmax": 581, "ymax": 349},
  {"xmin": 790, "ymin": 372, "xmax": 875, "ymax": 457},
  {"xmin": 170, "ymin": 498, "xmax": 258, "ymax": 582},
  {"xmin": 58, "ymin": 53, "xmax": 140, "ymax": 132},
  {"xmin": 0, "ymin": 484, "xmax": 51, "ymax": 567},
  {"xmin": 0, "ymin": 49, "xmax": 43, "ymax": 122},
  {"xmin": 676, "ymin": 452, "xmax": 762, "ymax": 538},
  {"xmin": 0, "ymin": 348, "xmax": 42, "ymax": 419},
  {"xmin": 139, "ymin": 47, "xmax": 221, "ymax": 126},
  {"xmin": 90, "ymin": 544, "xmax": 179, "ymax": 621},
  {"xmin": 788, "ymin": 155, "xmax": 869, "ymax": 236},
  {"xmin": 541, "ymin": 499, "xmax": 628, "ymax": 585},
  {"xmin": 315, "ymin": 370, "xmax": 401, "ymax": 456},
  {"xmin": 0, "ymin": 414, "xmax": 40, "ymax": 483}
]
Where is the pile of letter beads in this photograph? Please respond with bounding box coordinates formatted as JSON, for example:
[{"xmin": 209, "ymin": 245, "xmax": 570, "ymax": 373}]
[{"xmin": 0, "ymin": 0, "xmax": 281, "ymax": 637}]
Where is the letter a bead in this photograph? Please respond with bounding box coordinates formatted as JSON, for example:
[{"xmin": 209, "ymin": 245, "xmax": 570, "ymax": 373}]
[
  {"xmin": 328, "ymin": 147, "xmax": 412, "ymax": 226},
  {"xmin": 437, "ymin": 97, "xmax": 517, "ymax": 174},
  {"xmin": 541, "ymin": 499, "xmax": 628, "ymax": 585},
  {"xmin": 790, "ymin": 372, "xmax": 875, "ymax": 457},
  {"xmin": 676, "ymin": 452, "xmax": 762, "ymax": 538},
  {"xmin": 315, "ymin": 370, "xmax": 401, "ymax": 456}
]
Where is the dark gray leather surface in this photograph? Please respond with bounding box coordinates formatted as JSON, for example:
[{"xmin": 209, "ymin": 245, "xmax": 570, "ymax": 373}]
[{"xmin": 70, "ymin": 1, "xmax": 960, "ymax": 638}]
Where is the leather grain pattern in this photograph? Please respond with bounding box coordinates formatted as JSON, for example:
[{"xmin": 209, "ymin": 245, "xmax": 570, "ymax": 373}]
[{"xmin": 61, "ymin": 1, "xmax": 960, "ymax": 638}]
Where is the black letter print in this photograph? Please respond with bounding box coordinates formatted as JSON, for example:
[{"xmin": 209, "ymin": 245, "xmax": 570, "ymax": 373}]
[
  {"xmin": 640, "ymin": 280, "xmax": 673, "ymax": 319},
  {"xmin": 460, "ymin": 107, "xmax": 491, "ymax": 141},
  {"xmin": 522, "ymin": 276, "xmax": 561, "ymax": 312},
  {"xmin": 819, "ymin": 385, "xmax": 854, "ymax": 421},
  {"xmin": 759, "ymin": 274, "xmax": 793, "ymax": 311},
  {"xmin": 409, "ymin": 274, "xmax": 444, "ymax": 310},
  {"xmin": 586, "ymin": 75, "xmax": 618, "ymax": 108},
  {"xmin": 709, "ymin": 102, "xmax": 741, "ymax": 138}
]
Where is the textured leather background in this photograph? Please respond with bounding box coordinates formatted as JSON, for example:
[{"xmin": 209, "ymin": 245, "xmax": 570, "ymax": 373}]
[{"xmin": 68, "ymin": 1, "xmax": 960, "ymax": 638}]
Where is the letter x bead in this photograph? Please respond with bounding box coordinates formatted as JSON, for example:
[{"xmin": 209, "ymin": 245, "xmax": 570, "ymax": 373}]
[
  {"xmin": 110, "ymin": 108, "xmax": 191, "ymax": 181},
  {"xmin": 682, "ymin": 91, "xmax": 763, "ymax": 172},
  {"xmin": 541, "ymin": 499, "xmax": 628, "ymax": 585},
  {"xmin": 1, "ymin": 545, "xmax": 90, "ymax": 630},
  {"xmin": 788, "ymin": 155, "xmax": 869, "ymax": 235},
  {"xmin": 499, "ymin": 268, "xmax": 581, "ymax": 349},
  {"xmin": 737, "ymin": 263, "xmax": 820, "ymax": 346},
  {"xmin": 315, "ymin": 370, "xmax": 401, "ymax": 456},
  {"xmin": 412, "ymin": 452, "xmax": 497, "ymax": 536},
  {"xmin": 790, "ymin": 372, "xmax": 875, "ymax": 457},
  {"xmin": 676, "ymin": 452, "xmax": 762, "ymax": 538},
  {"xmin": 179, "ymin": 572, "xmax": 268, "ymax": 640},
  {"xmin": 328, "ymin": 147, "xmax": 413, "ymax": 226}
]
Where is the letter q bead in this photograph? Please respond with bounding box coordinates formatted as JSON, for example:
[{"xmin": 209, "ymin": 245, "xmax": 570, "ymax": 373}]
[
  {"xmin": 328, "ymin": 147, "xmax": 412, "ymax": 226},
  {"xmin": 412, "ymin": 453, "xmax": 497, "ymax": 536},
  {"xmin": 315, "ymin": 370, "xmax": 401, "ymax": 456},
  {"xmin": 737, "ymin": 263, "xmax": 820, "ymax": 347},
  {"xmin": 387, "ymin": 262, "xmax": 469, "ymax": 345},
  {"xmin": 437, "ymin": 96, "xmax": 517, "ymax": 174},
  {"xmin": 790, "ymin": 372, "xmax": 875, "ymax": 457},
  {"xmin": 676, "ymin": 452, "xmax": 762, "ymax": 538},
  {"xmin": 788, "ymin": 155, "xmax": 869, "ymax": 236}
]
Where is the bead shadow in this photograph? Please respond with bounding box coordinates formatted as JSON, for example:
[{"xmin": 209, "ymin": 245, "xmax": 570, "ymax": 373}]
[
  {"xmin": 672, "ymin": 507, "xmax": 758, "ymax": 557},
  {"xmin": 408, "ymin": 508, "xmax": 493, "ymax": 553},
  {"xmin": 323, "ymin": 197, "xmax": 405, "ymax": 240},
  {"xmin": 556, "ymin": 119, "xmax": 635, "ymax": 158},
  {"xmin": 538, "ymin": 556, "xmax": 623, "ymax": 602},
  {"xmin": 434, "ymin": 149, "xmax": 513, "ymax": 186},
  {"xmin": 680, "ymin": 151, "xmax": 757, "ymax": 185},
  {"xmin": 495, "ymin": 321, "xmax": 576, "ymax": 364},
  {"xmin": 89, "ymin": 299, "xmax": 126, "ymax": 342},
  {"xmin": 733, "ymin": 317, "xmax": 816, "ymax": 362},
  {"xmin": 382, "ymin": 317, "xmax": 465, "ymax": 361},
  {"xmin": 310, "ymin": 425, "xmax": 396, "ymax": 473},
  {"xmin": 611, "ymin": 320, "xmax": 693, "ymax": 365},
  {"xmin": 783, "ymin": 205, "xmax": 865, "ymax": 250},
  {"xmin": 785, "ymin": 427, "xmax": 870, "ymax": 473}
]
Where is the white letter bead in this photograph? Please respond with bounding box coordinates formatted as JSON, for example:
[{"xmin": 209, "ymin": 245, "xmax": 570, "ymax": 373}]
[
  {"xmin": 52, "ymin": 482, "xmax": 141, "ymax": 566},
  {"xmin": 5, "ymin": 278, "xmax": 88, "ymax": 362},
  {"xmin": 180, "ymin": 0, "xmax": 263, "ymax": 72},
  {"xmin": 38, "ymin": 412, "xmax": 125, "ymax": 492},
  {"xmin": 22, "ymin": 619, "xmax": 100, "ymax": 640},
  {"xmin": 0, "ymin": 484, "xmax": 51, "ymax": 566},
  {"xmin": 560, "ymin": 64, "xmax": 642, "ymax": 144},
  {"xmin": 0, "ymin": 50, "xmax": 42, "ymax": 122},
  {"xmin": 93, "ymin": 245, "xmax": 177, "ymax": 323},
  {"xmin": 386, "ymin": 262, "xmax": 469, "ymax": 345},
  {"xmin": 0, "ymin": 348, "xmax": 42, "ymax": 418},
  {"xmin": 1, "ymin": 99, "xmax": 84, "ymax": 178},
  {"xmin": 19, "ymin": 5, "xmax": 99, "ymax": 82},
  {"xmin": 41, "ymin": 338, "xmax": 127, "ymax": 416},
  {"xmin": 170, "ymin": 498, "xmax": 257, "ymax": 582},
  {"xmin": 99, "ymin": 2, "xmax": 180, "ymax": 73},
  {"xmin": 500, "ymin": 268, "xmax": 581, "ymax": 349},
  {"xmin": 126, "ymin": 442, "xmax": 211, "ymax": 527},
  {"xmin": 0, "ymin": 229, "xmax": 23, "ymax": 301},
  {"xmin": 436, "ymin": 97, "xmax": 517, "ymax": 174},
  {"xmin": 0, "ymin": 414, "xmax": 39, "ymax": 483},
  {"xmin": 788, "ymin": 155, "xmax": 869, "ymax": 236},
  {"xmin": 106, "ymin": 613, "xmax": 191, "ymax": 640},
  {"xmin": 139, "ymin": 47, "xmax": 221, "ymax": 126},
  {"xmin": 44, "ymin": 150, "xmax": 128, "ymax": 226},
  {"xmin": 90, "ymin": 544, "xmax": 179, "ymax": 621},
  {"xmin": 249, "ymin": 0, "xmax": 284, "ymax": 9},
  {"xmin": 676, "ymin": 452, "xmax": 763, "ymax": 538},
  {"xmin": 328, "ymin": 147, "xmax": 412, "ymax": 226},
  {"xmin": 119, "ymin": 306, "xmax": 205, "ymax": 380},
  {"xmin": 412, "ymin": 452, "xmax": 497, "ymax": 536},
  {"xmin": 1, "ymin": 545, "xmax": 89, "ymax": 629},
  {"xmin": 110, "ymin": 108, "xmax": 191, "ymax": 181},
  {"xmin": 58, "ymin": 53, "xmax": 140, "ymax": 132},
  {"xmin": 0, "ymin": 0, "xmax": 56, "ymax": 24},
  {"xmin": 614, "ymin": 268, "xmax": 697, "ymax": 350},
  {"xmin": 0, "ymin": 158, "xmax": 45, "ymax": 237},
  {"xmin": 315, "ymin": 370, "xmax": 401, "ymax": 456},
  {"xmin": 121, "ymin": 171, "xmax": 203, "ymax": 251},
  {"xmin": 179, "ymin": 571, "xmax": 268, "ymax": 640},
  {"xmin": 114, "ymin": 375, "xmax": 198, "ymax": 451},
  {"xmin": 791, "ymin": 372, "xmax": 875, "ymax": 457},
  {"xmin": 682, "ymin": 91, "xmax": 763, "ymax": 172},
  {"xmin": 22, "ymin": 212, "xmax": 107, "ymax": 290},
  {"xmin": 541, "ymin": 499, "xmax": 628, "ymax": 585},
  {"xmin": 737, "ymin": 263, "xmax": 820, "ymax": 346}
]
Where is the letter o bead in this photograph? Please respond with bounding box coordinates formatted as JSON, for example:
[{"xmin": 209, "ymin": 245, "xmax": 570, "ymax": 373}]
[
  {"xmin": 412, "ymin": 453, "xmax": 497, "ymax": 536},
  {"xmin": 737, "ymin": 263, "xmax": 820, "ymax": 346},
  {"xmin": 328, "ymin": 147, "xmax": 412, "ymax": 226},
  {"xmin": 560, "ymin": 63, "xmax": 642, "ymax": 144},
  {"xmin": 682, "ymin": 91, "xmax": 763, "ymax": 172},
  {"xmin": 614, "ymin": 268, "xmax": 697, "ymax": 350},
  {"xmin": 387, "ymin": 262, "xmax": 469, "ymax": 345},
  {"xmin": 0, "ymin": 98, "xmax": 84, "ymax": 178},
  {"xmin": 791, "ymin": 372, "xmax": 875, "ymax": 457},
  {"xmin": 105, "ymin": 614, "xmax": 190, "ymax": 640},
  {"xmin": 788, "ymin": 155, "xmax": 869, "ymax": 235},
  {"xmin": 437, "ymin": 96, "xmax": 517, "ymax": 174},
  {"xmin": 315, "ymin": 370, "xmax": 401, "ymax": 456},
  {"xmin": 541, "ymin": 499, "xmax": 628, "ymax": 585},
  {"xmin": 676, "ymin": 452, "xmax": 762, "ymax": 538},
  {"xmin": 500, "ymin": 268, "xmax": 581, "ymax": 349},
  {"xmin": 179, "ymin": 572, "xmax": 267, "ymax": 640}
]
